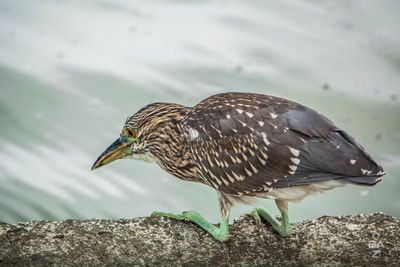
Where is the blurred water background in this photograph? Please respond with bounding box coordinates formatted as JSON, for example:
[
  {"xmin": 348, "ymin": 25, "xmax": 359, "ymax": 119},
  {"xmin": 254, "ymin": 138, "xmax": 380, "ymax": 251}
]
[{"xmin": 0, "ymin": 0, "xmax": 399, "ymax": 224}]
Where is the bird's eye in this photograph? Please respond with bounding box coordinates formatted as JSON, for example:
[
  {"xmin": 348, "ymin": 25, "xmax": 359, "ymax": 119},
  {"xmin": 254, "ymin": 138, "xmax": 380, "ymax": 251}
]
[{"xmin": 127, "ymin": 128, "xmax": 137, "ymax": 138}]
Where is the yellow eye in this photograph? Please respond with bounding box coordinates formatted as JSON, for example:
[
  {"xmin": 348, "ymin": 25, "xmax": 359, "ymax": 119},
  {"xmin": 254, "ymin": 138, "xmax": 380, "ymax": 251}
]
[{"xmin": 127, "ymin": 128, "xmax": 137, "ymax": 138}]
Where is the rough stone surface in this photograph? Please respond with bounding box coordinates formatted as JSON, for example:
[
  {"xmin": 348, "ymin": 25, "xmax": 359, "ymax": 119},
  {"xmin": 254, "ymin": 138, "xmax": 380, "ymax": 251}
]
[{"xmin": 0, "ymin": 213, "xmax": 398, "ymax": 266}]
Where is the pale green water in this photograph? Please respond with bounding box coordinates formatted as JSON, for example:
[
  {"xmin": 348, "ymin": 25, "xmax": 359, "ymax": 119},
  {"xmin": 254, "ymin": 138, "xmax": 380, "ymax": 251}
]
[{"xmin": 0, "ymin": 0, "xmax": 399, "ymax": 224}]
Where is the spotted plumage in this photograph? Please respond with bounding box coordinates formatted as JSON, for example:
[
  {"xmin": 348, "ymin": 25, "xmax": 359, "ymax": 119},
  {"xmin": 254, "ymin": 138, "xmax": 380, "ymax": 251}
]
[
  {"xmin": 92, "ymin": 92, "xmax": 385, "ymax": 241},
  {"xmin": 183, "ymin": 93, "xmax": 383, "ymax": 199}
]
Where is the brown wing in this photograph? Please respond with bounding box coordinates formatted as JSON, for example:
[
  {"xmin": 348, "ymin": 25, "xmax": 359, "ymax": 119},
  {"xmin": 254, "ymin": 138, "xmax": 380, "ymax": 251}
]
[{"xmin": 183, "ymin": 92, "xmax": 384, "ymax": 196}]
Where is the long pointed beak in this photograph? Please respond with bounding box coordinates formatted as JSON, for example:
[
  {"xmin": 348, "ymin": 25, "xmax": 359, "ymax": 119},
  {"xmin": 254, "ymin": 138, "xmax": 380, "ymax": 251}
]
[{"xmin": 91, "ymin": 137, "xmax": 132, "ymax": 170}]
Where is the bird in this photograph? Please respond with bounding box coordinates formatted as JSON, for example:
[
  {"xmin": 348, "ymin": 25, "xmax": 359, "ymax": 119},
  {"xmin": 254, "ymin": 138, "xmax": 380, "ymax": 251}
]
[{"xmin": 91, "ymin": 92, "xmax": 385, "ymax": 242}]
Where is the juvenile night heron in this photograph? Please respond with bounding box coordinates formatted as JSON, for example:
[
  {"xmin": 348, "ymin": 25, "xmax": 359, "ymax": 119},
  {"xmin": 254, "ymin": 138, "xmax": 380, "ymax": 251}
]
[{"xmin": 91, "ymin": 92, "xmax": 385, "ymax": 242}]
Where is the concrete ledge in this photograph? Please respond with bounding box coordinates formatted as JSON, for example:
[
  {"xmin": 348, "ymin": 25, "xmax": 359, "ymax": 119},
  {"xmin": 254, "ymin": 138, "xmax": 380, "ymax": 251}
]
[{"xmin": 0, "ymin": 213, "xmax": 399, "ymax": 266}]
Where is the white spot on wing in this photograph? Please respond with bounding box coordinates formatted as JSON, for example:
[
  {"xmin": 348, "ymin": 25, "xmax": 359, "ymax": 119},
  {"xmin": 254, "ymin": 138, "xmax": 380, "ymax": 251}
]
[
  {"xmin": 258, "ymin": 121, "xmax": 264, "ymax": 127},
  {"xmin": 290, "ymin": 157, "xmax": 300, "ymax": 165},
  {"xmin": 232, "ymin": 170, "xmax": 245, "ymax": 181},
  {"xmin": 238, "ymin": 120, "xmax": 246, "ymax": 127},
  {"xmin": 236, "ymin": 109, "xmax": 243, "ymax": 114},
  {"xmin": 221, "ymin": 177, "xmax": 229, "ymax": 186},
  {"xmin": 207, "ymin": 155, "xmax": 214, "ymax": 168},
  {"xmin": 188, "ymin": 128, "xmax": 199, "ymax": 140},
  {"xmin": 260, "ymin": 150, "xmax": 268, "ymax": 159},
  {"xmin": 209, "ymin": 171, "xmax": 221, "ymax": 185},
  {"xmin": 226, "ymin": 114, "xmax": 231, "ymax": 119},
  {"xmin": 258, "ymin": 157, "xmax": 266, "ymax": 165},
  {"xmin": 350, "ymin": 159, "xmax": 356, "ymax": 165},
  {"xmin": 288, "ymin": 164, "xmax": 297, "ymax": 174},
  {"xmin": 261, "ymin": 132, "xmax": 270, "ymax": 145},
  {"xmin": 244, "ymin": 167, "xmax": 252, "ymax": 176},
  {"xmin": 223, "ymin": 160, "xmax": 229, "ymax": 168},
  {"xmin": 288, "ymin": 147, "xmax": 300, "ymax": 157},
  {"xmin": 361, "ymin": 168, "xmax": 372, "ymax": 175},
  {"xmin": 249, "ymin": 163, "xmax": 258, "ymax": 174},
  {"xmin": 270, "ymin": 112, "xmax": 278, "ymax": 119},
  {"xmin": 246, "ymin": 112, "xmax": 254, "ymax": 118},
  {"xmin": 249, "ymin": 149, "xmax": 255, "ymax": 157},
  {"xmin": 210, "ymin": 180, "xmax": 219, "ymax": 189},
  {"xmin": 226, "ymin": 172, "xmax": 235, "ymax": 183}
]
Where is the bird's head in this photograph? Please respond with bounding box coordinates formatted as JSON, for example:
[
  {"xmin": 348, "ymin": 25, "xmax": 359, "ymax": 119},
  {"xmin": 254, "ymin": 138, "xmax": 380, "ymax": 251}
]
[{"xmin": 91, "ymin": 102, "xmax": 187, "ymax": 171}]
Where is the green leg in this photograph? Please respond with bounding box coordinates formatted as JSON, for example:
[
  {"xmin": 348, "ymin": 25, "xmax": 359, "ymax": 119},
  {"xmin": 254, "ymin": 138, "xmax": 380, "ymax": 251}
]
[
  {"xmin": 247, "ymin": 199, "xmax": 292, "ymax": 237},
  {"xmin": 152, "ymin": 210, "xmax": 230, "ymax": 242}
]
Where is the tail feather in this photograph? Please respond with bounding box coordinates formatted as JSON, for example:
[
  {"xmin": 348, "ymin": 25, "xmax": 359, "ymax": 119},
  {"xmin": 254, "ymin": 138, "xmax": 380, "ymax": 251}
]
[
  {"xmin": 272, "ymin": 169, "xmax": 385, "ymax": 189},
  {"xmin": 341, "ymin": 176, "xmax": 383, "ymax": 186}
]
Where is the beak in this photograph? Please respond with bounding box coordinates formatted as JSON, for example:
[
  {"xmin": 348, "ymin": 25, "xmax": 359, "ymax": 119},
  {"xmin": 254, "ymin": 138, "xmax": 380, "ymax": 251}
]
[{"xmin": 91, "ymin": 137, "xmax": 132, "ymax": 170}]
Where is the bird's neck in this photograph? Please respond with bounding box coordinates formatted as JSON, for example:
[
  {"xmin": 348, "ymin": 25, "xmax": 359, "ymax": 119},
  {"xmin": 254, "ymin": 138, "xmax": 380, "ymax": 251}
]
[{"xmin": 144, "ymin": 105, "xmax": 202, "ymax": 182}]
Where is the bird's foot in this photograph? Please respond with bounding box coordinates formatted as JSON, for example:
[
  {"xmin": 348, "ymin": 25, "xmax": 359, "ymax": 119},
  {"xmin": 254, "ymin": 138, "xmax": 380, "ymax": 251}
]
[
  {"xmin": 152, "ymin": 210, "xmax": 230, "ymax": 242},
  {"xmin": 245, "ymin": 210, "xmax": 262, "ymax": 226},
  {"xmin": 246, "ymin": 207, "xmax": 292, "ymax": 237}
]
